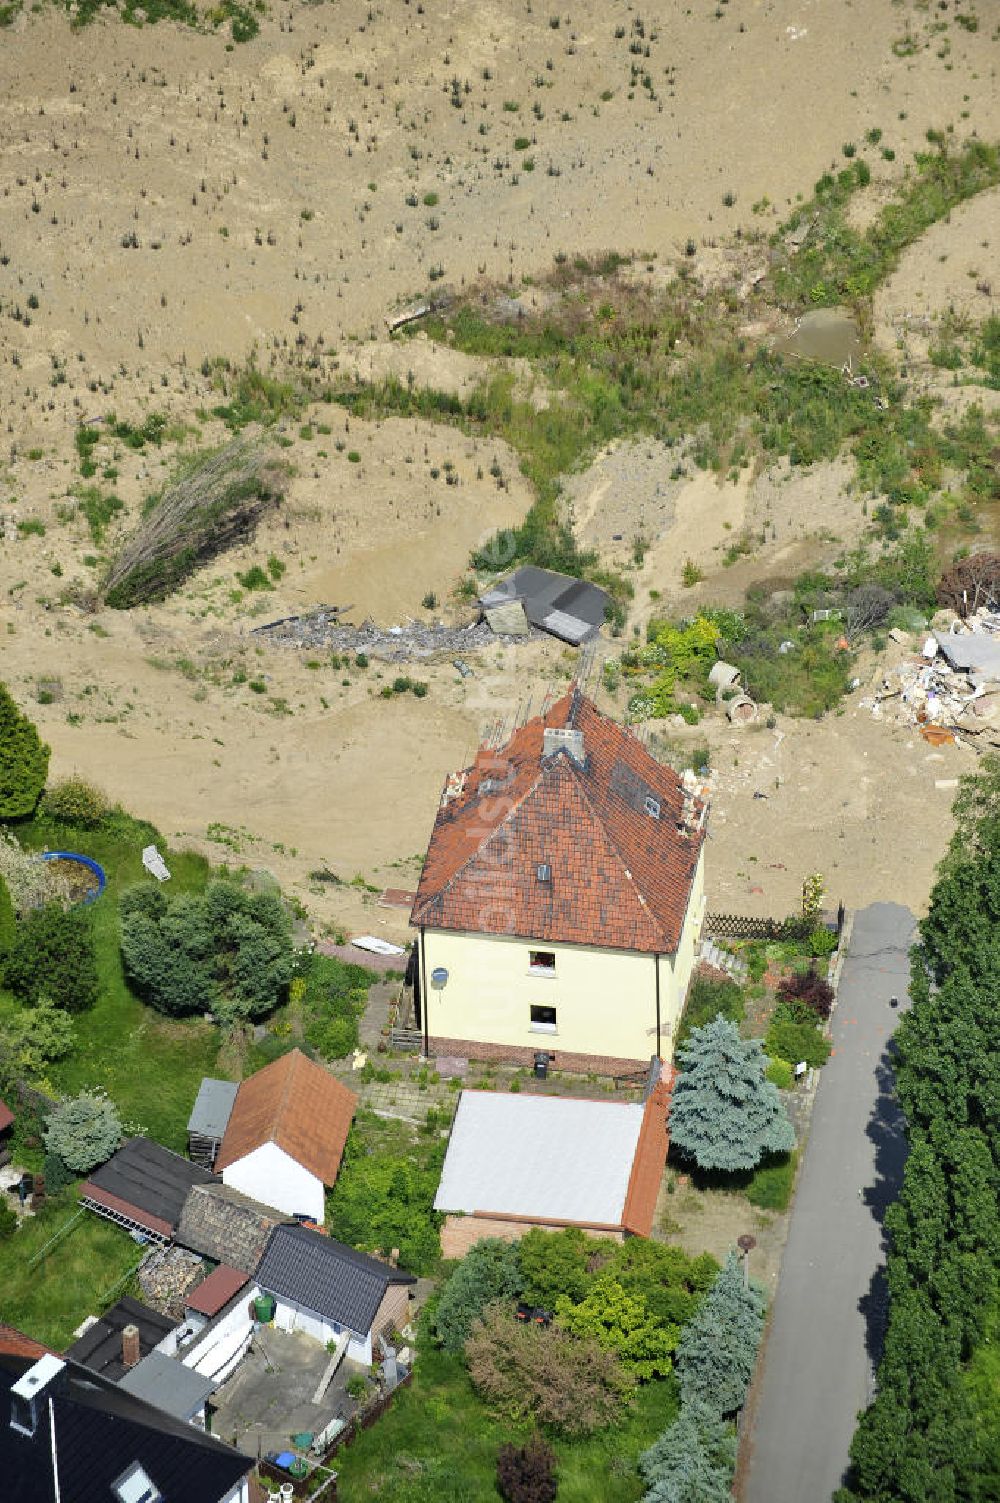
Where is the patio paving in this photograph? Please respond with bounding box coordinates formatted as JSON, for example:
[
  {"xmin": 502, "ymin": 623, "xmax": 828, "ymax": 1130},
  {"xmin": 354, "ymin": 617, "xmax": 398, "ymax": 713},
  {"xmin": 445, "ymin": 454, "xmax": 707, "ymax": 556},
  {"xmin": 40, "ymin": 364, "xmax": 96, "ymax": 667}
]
[{"xmin": 209, "ymin": 1326, "xmax": 366, "ymax": 1460}]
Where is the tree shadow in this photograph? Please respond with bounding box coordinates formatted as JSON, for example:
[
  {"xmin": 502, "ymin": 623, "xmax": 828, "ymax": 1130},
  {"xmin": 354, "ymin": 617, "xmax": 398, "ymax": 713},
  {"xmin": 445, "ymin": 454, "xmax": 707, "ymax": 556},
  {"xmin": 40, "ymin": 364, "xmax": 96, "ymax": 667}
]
[{"xmin": 857, "ymin": 1038, "xmax": 908, "ymax": 1368}]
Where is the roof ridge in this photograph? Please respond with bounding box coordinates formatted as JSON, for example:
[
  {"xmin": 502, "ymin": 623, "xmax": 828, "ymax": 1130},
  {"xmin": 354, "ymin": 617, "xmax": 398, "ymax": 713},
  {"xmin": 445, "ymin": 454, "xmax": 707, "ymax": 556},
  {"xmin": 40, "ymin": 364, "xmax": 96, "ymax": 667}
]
[{"xmin": 273, "ymin": 1046, "xmax": 299, "ymax": 1147}]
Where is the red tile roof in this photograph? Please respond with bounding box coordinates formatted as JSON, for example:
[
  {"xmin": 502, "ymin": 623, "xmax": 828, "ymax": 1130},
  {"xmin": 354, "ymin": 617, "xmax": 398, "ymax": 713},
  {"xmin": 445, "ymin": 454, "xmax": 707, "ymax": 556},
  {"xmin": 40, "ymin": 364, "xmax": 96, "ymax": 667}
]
[
  {"xmin": 0, "ymin": 1325, "xmax": 54, "ymax": 1359},
  {"xmin": 0, "ymin": 1099, "xmax": 14, "ymax": 1133},
  {"xmin": 186, "ymin": 1264, "xmax": 250, "ymax": 1317},
  {"xmin": 79, "ymin": 1183, "xmax": 174, "ymax": 1241},
  {"xmin": 411, "ymin": 691, "xmax": 706, "ymax": 954},
  {"xmin": 622, "ymin": 1071, "xmax": 673, "ymax": 1237},
  {"xmin": 215, "ymin": 1049, "xmax": 358, "ymax": 1186}
]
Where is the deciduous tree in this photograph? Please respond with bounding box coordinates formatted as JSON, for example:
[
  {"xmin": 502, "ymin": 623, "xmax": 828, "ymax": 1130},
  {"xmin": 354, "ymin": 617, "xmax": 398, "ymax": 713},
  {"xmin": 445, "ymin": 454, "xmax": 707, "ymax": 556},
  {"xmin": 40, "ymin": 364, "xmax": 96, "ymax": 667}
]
[{"xmin": 555, "ymin": 1276, "xmax": 678, "ymax": 1379}]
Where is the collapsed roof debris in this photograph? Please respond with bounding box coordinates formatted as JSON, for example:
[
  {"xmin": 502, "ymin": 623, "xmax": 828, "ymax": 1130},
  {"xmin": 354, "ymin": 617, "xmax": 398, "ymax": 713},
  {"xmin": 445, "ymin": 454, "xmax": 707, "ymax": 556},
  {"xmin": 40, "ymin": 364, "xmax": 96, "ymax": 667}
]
[{"xmin": 861, "ymin": 610, "xmax": 1000, "ymax": 749}]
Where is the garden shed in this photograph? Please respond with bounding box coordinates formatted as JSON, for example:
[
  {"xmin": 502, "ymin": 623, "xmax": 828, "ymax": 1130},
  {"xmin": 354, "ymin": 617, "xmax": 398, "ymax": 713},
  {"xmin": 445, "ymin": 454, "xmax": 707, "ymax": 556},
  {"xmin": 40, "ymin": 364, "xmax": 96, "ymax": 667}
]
[
  {"xmin": 479, "ymin": 566, "xmax": 611, "ymax": 645},
  {"xmin": 187, "ymin": 1078, "xmax": 239, "ymax": 1169},
  {"xmin": 255, "ymin": 1224, "xmax": 416, "ymax": 1365},
  {"xmin": 80, "ymin": 1137, "xmax": 218, "ymax": 1241},
  {"xmin": 213, "ymin": 1049, "xmax": 358, "ymax": 1223}
]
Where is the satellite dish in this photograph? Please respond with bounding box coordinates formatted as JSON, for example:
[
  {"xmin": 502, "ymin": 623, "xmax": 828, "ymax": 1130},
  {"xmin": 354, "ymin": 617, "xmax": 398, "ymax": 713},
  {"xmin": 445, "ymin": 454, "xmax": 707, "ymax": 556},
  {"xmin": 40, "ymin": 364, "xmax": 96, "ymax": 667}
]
[{"xmin": 430, "ymin": 967, "xmax": 449, "ymax": 989}]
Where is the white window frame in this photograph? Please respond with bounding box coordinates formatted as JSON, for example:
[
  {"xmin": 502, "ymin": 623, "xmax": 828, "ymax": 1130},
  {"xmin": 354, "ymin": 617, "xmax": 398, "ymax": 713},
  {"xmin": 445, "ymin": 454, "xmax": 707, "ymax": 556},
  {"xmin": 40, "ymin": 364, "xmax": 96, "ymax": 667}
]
[
  {"xmin": 644, "ymin": 795, "xmax": 661, "ymax": 819},
  {"xmin": 529, "ymin": 1004, "xmax": 558, "ymax": 1035},
  {"xmin": 528, "ymin": 949, "xmax": 556, "ymax": 977}
]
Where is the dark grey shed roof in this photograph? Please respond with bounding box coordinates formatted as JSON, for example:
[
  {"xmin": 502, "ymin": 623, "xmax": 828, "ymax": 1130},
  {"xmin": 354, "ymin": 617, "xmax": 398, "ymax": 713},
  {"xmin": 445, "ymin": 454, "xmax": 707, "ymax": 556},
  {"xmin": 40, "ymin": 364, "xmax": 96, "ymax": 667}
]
[
  {"xmin": 83, "ymin": 1137, "xmax": 217, "ymax": 1234},
  {"xmin": 256, "ymin": 1225, "xmax": 415, "ymax": 1337},
  {"xmin": 65, "ymin": 1297, "xmax": 176, "ymax": 1384},
  {"xmin": 187, "ymin": 1078, "xmax": 239, "ymax": 1140},
  {"xmin": 118, "ymin": 1351, "xmax": 216, "ymax": 1421},
  {"xmin": 480, "ymin": 566, "xmax": 610, "ymax": 644}
]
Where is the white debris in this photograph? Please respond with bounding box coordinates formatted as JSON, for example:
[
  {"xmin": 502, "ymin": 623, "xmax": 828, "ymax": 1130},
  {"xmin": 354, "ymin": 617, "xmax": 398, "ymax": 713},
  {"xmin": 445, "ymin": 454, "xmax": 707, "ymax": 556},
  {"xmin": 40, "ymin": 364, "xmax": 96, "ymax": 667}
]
[{"xmin": 142, "ymin": 845, "xmax": 171, "ymax": 882}]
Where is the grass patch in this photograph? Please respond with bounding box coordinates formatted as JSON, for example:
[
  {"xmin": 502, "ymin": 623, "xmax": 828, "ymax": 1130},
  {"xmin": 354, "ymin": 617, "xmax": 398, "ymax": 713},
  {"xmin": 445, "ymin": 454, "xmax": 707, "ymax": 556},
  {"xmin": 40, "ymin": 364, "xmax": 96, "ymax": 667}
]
[
  {"xmin": 0, "ymin": 1196, "xmax": 144, "ymax": 1348},
  {"xmin": 335, "ymin": 1338, "xmax": 677, "ymax": 1503}
]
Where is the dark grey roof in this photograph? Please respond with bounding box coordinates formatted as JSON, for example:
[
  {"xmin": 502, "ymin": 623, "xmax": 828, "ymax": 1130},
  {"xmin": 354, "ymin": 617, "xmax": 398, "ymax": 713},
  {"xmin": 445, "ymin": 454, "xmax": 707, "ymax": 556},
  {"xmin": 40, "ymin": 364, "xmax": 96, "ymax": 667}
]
[
  {"xmin": 118, "ymin": 1351, "xmax": 216, "ymax": 1421},
  {"xmin": 175, "ymin": 1182, "xmax": 290, "ymax": 1274},
  {"xmin": 0, "ymin": 1350, "xmax": 251, "ymax": 1503},
  {"xmin": 187, "ymin": 1078, "xmax": 239, "ymax": 1140},
  {"xmin": 480, "ymin": 566, "xmax": 610, "ymax": 643},
  {"xmin": 256, "ymin": 1225, "xmax": 415, "ymax": 1337},
  {"xmin": 84, "ymin": 1137, "xmax": 218, "ymax": 1233},
  {"xmin": 64, "ymin": 1297, "xmax": 176, "ymax": 1384}
]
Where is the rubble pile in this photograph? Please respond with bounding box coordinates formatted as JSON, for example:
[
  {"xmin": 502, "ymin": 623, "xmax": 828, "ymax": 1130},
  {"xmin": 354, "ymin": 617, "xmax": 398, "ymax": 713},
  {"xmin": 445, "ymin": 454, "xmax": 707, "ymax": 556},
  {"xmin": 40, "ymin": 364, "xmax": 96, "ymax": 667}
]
[
  {"xmin": 861, "ymin": 609, "xmax": 1000, "ymax": 748},
  {"xmin": 138, "ymin": 1244, "xmax": 205, "ymax": 1317},
  {"xmin": 252, "ymin": 609, "xmax": 538, "ymax": 662}
]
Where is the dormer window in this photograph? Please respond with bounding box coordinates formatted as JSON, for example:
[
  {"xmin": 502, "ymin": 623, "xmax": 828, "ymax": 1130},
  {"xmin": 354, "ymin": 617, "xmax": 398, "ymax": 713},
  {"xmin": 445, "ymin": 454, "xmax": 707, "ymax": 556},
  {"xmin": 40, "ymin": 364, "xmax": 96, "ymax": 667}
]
[
  {"xmin": 644, "ymin": 796, "xmax": 661, "ymax": 819},
  {"xmin": 10, "ymin": 1354, "xmax": 65, "ymax": 1437},
  {"xmin": 9, "ymin": 1393, "xmax": 35, "ymax": 1436}
]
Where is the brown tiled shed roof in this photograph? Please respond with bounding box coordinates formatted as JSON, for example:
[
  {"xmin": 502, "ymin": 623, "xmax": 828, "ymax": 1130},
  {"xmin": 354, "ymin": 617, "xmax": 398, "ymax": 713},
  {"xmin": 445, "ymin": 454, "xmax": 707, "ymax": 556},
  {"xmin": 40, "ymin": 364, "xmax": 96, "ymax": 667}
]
[
  {"xmin": 411, "ymin": 691, "xmax": 706, "ymax": 954},
  {"xmin": 622, "ymin": 1071, "xmax": 673, "ymax": 1237},
  {"xmin": 186, "ymin": 1264, "xmax": 250, "ymax": 1318},
  {"xmin": 215, "ymin": 1048, "xmax": 358, "ymax": 1186}
]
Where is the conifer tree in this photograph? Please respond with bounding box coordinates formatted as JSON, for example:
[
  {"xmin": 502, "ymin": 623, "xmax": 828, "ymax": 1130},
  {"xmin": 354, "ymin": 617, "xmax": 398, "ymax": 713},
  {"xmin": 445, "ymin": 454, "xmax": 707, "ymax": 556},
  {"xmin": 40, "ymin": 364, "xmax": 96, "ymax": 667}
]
[
  {"xmin": 675, "ymin": 1252, "xmax": 767, "ymax": 1418},
  {"xmin": 639, "ymin": 1400, "xmax": 736, "ymax": 1503},
  {"xmin": 0, "ymin": 684, "xmax": 50, "ymax": 819},
  {"xmin": 670, "ymin": 1015, "xmax": 795, "ymax": 1172}
]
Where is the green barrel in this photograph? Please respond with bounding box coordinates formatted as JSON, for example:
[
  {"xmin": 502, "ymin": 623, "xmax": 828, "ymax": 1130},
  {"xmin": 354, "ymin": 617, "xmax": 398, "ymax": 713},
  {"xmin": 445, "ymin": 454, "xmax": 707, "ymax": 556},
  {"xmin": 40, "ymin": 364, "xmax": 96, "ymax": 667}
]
[{"xmin": 255, "ymin": 1293, "xmax": 276, "ymax": 1323}]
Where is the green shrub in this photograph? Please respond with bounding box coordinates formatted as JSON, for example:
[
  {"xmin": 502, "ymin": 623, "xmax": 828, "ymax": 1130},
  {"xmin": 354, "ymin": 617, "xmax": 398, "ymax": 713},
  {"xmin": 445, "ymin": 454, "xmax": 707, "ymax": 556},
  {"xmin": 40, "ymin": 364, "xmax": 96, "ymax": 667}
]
[
  {"xmin": 237, "ymin": 564, "xmax": 272, "ymax": 592},
  {"xmin": 765, "ymin": 1002, "xmax": 831, "ymax": 1070},
  {"xmin": 765, "ymin": 1056, "xmax": 794, "ymax": 1090},
  {"xmin": 0, "ymin": 1201, "xmax": 16, "ymax": 1242},
  {"xmin": 326, "ymin": 1119, "xmax": 445, "ymax": 1275},
  {"xmin": 41, "ymin": 776, "xmax": 109, "ymax": 829},
  {"xmin": 119, "ymin": 879, "xmax": 294, "ymax": 1024},
  {"xmin": 42, "ymin": 1149, "xmax": 76, "ymax": 1198},
  {"xmin": 306, "ymin": 1015, "xmax": 356, "ymax": 1060},
  {"xmin": 435, "ymin": 1238, "xmax": 523, "ymax": 1353},
  {"xmin": 0, "ymin": 875, "xmax": 15, "ymax": 958},
  {"xmin": 746, "ymin": 1150, "xmax": 797, "ymax": 1211},
  {"xmin": 43, "ymin": 1092, "xmax": 122, "ymax": 1173},
  {"xmin": 677, "ymin": 974, "xmax": 745, "ymax": 1049},
  {"xmin": 4, "ymin": 902, "xmax": 98, "ymax": 1013},
  {"xmin": 0, "ymin": 684, "xmax": 50, "ymax": 819}
]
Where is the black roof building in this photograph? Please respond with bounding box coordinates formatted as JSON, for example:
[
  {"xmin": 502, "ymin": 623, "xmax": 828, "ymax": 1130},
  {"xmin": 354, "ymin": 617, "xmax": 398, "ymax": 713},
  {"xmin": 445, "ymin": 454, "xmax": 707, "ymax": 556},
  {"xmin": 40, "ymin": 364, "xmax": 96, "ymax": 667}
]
[
  {"xmin": 64, "ymin": 1297, "xmax": 176, "ymax": 1383},
  {"xmin": 256, "ymin": 1224, "xmax": 415, "ymax": 1336},
  {"xmin": 479, "ymin": 566, "xmax": 611, "ymax": 645},
  {"xmin": 0, "ymin": 1344, "xmax": 251, "ymax": 1503},
  {"xmin": 80, "ymin": 1137, "xmax": 218, "ymax": 1241}
]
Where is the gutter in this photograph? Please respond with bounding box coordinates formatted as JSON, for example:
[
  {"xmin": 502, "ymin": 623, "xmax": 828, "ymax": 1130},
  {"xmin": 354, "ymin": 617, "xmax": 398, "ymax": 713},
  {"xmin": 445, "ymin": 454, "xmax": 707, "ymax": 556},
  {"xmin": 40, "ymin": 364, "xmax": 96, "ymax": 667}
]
[{"xmin": 419, "ymin": 925, "xmax": 430, "ymax": 1058}]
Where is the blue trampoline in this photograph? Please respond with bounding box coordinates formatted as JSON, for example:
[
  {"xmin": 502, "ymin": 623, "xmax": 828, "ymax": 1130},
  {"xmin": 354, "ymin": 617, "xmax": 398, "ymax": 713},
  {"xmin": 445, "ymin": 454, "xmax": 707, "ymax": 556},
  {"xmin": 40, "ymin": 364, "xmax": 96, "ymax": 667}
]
[{"xmin": 42, "ymin": 851, "xmax": 107, "ymax": 904}]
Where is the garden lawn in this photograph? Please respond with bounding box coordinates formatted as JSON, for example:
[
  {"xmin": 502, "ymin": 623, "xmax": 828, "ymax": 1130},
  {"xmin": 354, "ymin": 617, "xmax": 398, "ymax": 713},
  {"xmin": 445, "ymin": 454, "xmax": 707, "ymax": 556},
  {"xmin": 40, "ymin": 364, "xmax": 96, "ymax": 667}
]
[
  {"xmin": 0, "ymin": 1195, "xmax": 144, "ymax": 1349},
  {"xmin": 16, "ymin": 812, "xmax": 222, "ymax": 1150},
  {"xmin": 334, "ymin": 1344, "xmax": 676, "ymax": 1503}
]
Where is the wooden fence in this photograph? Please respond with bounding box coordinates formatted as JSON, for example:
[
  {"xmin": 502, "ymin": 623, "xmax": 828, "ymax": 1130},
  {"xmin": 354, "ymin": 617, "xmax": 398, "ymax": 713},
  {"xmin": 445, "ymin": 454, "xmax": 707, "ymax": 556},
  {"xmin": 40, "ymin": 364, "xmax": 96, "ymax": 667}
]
[
  {"xmin": 705, "ymin": 905, "xmax": 845, "ymax": 943},
  {"xmin": 257, "ymin": 1371, "xmax": 415, "ymax": 1499}
]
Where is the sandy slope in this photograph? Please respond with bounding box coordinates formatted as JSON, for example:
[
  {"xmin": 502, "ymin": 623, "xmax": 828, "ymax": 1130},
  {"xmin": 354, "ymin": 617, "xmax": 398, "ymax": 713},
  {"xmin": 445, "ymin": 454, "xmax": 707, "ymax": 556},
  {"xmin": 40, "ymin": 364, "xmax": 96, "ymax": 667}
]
[{"xmin": 1, "ymin": 0, "xmax": 996, "ymax": 930}]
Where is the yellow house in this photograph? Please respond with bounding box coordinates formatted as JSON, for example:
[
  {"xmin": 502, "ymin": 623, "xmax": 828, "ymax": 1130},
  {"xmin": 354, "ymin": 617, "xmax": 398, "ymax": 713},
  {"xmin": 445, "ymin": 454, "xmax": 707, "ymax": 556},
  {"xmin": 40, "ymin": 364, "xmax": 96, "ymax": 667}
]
[{"xmin": 410, "ymin": 691, "xmax": 708, "ymax": 1072}]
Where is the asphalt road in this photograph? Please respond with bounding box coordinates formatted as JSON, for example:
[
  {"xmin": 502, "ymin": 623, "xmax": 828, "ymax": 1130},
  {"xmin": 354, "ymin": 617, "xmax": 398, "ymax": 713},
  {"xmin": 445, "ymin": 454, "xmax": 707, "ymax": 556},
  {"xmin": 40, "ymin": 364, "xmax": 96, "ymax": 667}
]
[{"xmin": 740, "ymin": 903, "xmax": 917, "ymax": 1503}]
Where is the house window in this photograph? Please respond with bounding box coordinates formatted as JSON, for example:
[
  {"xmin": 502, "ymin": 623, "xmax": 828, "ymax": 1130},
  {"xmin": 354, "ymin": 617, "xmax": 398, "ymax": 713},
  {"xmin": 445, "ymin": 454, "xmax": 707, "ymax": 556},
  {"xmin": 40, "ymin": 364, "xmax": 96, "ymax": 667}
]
[
  {"xmin": 529, "ymin": 950, "xmax": 556, "ymax": 976},
  {"xmin": 9, "ymin": 1394, "xmax": 35, "ymax": 1436},
  {"xmin": 530, "ymin": 1005, "xmax": 557, "ymax": 1034},
  {"xmin": 644, "ymin": 795, "xmax": 661, "ymax": 819}
]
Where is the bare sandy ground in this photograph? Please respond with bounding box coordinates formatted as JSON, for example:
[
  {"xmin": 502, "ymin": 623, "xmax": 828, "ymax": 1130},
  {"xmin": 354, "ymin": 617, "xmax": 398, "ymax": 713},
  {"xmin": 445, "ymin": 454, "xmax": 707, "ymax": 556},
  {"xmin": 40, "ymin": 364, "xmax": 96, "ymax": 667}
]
[{"xmin": 1, "ymin": 0, "xmax": 997, "ymax": 936}]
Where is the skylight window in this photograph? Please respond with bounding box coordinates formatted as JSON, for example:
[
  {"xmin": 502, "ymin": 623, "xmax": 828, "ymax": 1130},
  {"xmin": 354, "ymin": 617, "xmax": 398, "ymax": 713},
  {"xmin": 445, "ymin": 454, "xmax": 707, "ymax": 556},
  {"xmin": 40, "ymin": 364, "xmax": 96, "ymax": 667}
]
[
  {"xmin": 113, "ymin": 1462, "xmax": 163, "ymax": 1503},
  {"xmin": 644, "ymin": 796, "xmax": 661, "ymax": 819},
  {"xmin": 536, "ymin": 863, "xmax": 552, "ymax": 883}
]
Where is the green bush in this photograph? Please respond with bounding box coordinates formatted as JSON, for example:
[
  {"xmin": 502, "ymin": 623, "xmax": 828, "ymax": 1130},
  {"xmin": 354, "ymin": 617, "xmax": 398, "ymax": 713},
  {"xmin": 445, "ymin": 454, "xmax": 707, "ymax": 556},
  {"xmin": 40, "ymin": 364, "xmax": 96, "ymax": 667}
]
[
  {"xmin": 119, "ymin": 878, "xmax": 294, "ymax": 1024},
  {"xmin": 326, "ymin": 1119, "xmax": 445, "ymax": 1275},
  {"xmin": 41, "ymin": 776, "xmax": 110, "ymax": 829},
  {"xmin": 307, "ymin": 1015, "xmax": 356, "ymax": 1060},
  {"xmin": 300, "ymin": 953, "xmax": 373, "ymax": 1060},
  {"xmin": 3, "ymin": 902, "xmax": 98, "ymax": 1013},
  {"xmin": 0, "ymin": 875, "xmax": 15, "ymax": 958},
  {"xmin": 765, "ymin": 1002, "xmax": 831, "ymax": 1070},
  {"xmin": 0, "ymin": 684, "xmax": 50, "ymax": 819},
  {"xmin": 43, "ymin": 1092, "xmax": 122, "ymax": 1173},
  {"xmin": 765, "ymin": 1056, "xmax": 794, "ymax": 1090},
  {"xmin": 435, "ymin": 1238, "xmax": 523, "ymax": 1354},
  {"xmin": 676, "ymin": 975, "xmax": 745, "ymax": 1049},
  {"xmin": 746, "ymin": 1150, "xmax": 797, "ymax": 1210},
  {"xmin": 0, "ymin": 1201, "xmax": 16, "ymax": 1242},
  {"xmin": 42, "ymin": 1149, "xmax": 76, "ymax": 1198}
]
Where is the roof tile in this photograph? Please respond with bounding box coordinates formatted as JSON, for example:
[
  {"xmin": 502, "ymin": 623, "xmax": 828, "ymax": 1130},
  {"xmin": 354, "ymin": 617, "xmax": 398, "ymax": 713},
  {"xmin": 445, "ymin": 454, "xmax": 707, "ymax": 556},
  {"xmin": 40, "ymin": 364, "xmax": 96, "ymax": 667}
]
[
  {"xmin": 411, "ymin": 692, "xmax": 706, "ymax": 953},
  {"xmin": 215, "ymin": 1049, "xmax": 358, "ymax": 1185}
]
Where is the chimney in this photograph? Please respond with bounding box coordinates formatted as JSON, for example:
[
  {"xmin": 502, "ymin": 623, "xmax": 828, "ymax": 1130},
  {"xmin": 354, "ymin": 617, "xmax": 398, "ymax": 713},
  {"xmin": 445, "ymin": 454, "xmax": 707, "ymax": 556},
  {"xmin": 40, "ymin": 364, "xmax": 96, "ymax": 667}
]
[
  {"xmin": 11, "ymin": 1355, "xmax": 65, "ymax": 1437},
  {"xmin": 121, "ymin": 1324, "xmax": 141, "ymax": 1370},
  {"xmin": 542, "ymin": 727, "xmax": 585, "ymax": 766}
]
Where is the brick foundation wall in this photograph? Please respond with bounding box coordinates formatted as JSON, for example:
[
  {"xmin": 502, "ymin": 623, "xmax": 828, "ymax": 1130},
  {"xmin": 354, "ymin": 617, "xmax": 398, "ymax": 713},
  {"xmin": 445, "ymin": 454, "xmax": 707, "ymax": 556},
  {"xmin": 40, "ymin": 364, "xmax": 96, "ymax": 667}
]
[
  {"xmin": 428, "ymin": 1036, "xmax": 648, "ymax": 1076},
  {"xmin": 440, "ymin": 1215, "xmax": 624, "ymax": 1260}
]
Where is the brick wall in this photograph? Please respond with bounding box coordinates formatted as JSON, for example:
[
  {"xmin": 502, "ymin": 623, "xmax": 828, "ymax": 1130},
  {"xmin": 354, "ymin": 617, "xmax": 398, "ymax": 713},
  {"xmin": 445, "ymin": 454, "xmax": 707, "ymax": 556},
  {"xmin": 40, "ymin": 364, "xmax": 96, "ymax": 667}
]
[
  {"xmin": 428, "ymin": 1036, "xmax": 647, "ymax": 1076},
  {"xmin": 440, "ymin": 1214, "xmax": 624, "ymax": 1260}
]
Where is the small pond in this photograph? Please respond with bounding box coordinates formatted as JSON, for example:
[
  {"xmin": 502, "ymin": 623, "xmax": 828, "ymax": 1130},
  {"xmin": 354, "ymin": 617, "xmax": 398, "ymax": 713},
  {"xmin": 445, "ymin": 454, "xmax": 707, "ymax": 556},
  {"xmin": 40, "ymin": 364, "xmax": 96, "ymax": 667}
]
[{"xmin": 774, "ymin": 307, "xmax": 862, "ymax": 368}]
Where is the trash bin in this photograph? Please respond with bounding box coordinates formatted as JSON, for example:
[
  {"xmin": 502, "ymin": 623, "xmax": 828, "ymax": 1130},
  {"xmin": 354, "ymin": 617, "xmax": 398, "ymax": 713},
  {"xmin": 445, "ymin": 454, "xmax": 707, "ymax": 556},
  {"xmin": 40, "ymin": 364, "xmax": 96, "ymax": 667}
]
[{"xmin": 533, "ymin": 1052, "xmax": 549, "ymax": 1080}]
